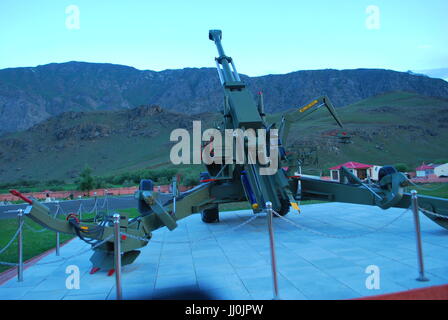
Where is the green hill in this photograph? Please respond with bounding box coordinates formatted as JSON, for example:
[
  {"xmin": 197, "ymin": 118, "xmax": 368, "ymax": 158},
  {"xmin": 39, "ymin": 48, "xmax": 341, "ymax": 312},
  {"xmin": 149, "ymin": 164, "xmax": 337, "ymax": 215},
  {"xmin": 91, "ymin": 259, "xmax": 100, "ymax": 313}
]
[
  {"xmin": 0, "ymin": 105, "xmax": 218, "ymax": 183},
  {"xmin": 275, "ymin": 91, "xmax": 448, "ymax": 171},
  {"xmin": 0, "ymin": 91, "xmax": 447, "ymax": 184}
]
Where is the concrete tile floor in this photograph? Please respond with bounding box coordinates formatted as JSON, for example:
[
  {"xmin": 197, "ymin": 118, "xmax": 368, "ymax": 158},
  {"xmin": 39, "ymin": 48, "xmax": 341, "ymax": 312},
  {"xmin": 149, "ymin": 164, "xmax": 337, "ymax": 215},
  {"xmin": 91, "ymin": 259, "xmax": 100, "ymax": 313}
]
[{"xmin": 0, "ymin": 202, "xmax": 447, "ymax": 300}]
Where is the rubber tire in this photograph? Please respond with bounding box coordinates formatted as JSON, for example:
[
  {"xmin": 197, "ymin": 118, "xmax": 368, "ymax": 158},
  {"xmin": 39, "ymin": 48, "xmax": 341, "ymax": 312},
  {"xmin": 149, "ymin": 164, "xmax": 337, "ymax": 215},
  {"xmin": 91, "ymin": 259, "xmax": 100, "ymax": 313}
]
[
  {"xmin": 201, "ymin": 206, "xmax": 219, "ymax": 223},
  {"xmin": 274, "ymin": 198, "xmax": 290, "ymax": 217},
  {"xmin": 378, "ymin": 166, "xmax": 398, "ymax": 182},
  {"xmin": 138, "ymin": 179, "xmax": 154, "ymax": 215}
]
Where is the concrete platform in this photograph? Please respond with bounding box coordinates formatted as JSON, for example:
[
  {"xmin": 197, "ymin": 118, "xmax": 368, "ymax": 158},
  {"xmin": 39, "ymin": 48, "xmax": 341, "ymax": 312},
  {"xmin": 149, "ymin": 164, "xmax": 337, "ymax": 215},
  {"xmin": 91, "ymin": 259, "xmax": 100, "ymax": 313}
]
[{"xmin": 1, "ymin": 202, "xmax": 447, "ymax": 300}]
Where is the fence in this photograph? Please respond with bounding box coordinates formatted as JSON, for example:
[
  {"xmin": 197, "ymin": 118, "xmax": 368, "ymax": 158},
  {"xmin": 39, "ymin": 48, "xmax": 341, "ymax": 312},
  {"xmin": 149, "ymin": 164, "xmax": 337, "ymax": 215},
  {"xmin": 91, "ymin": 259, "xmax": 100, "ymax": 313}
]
[{"xmin": 0, "ymin": 185, "xmax": 193, "ymax": 202}]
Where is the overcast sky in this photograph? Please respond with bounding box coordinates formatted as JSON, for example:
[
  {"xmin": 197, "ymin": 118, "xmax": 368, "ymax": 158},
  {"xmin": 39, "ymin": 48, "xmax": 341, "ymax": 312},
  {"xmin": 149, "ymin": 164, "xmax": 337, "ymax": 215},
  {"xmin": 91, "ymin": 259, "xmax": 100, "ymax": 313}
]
[{"xmin": 0, "ymin": 0, "xmax": 447, "ymax": 76}]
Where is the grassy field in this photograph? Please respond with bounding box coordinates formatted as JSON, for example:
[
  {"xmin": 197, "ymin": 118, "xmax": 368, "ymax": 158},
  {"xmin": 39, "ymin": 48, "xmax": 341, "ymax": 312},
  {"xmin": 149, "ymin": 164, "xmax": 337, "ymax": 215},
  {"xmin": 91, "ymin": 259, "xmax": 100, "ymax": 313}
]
[
  {"xmin": 404, "ymin": 183, "xmax": 448, "ymax": 199},
  {"xmin": 0, "ymin": 208, "xmax": 137, "ymax": 274},
  {"xmin": 0, "ymin": 219, "xmax": 74, "ymax": 273}
]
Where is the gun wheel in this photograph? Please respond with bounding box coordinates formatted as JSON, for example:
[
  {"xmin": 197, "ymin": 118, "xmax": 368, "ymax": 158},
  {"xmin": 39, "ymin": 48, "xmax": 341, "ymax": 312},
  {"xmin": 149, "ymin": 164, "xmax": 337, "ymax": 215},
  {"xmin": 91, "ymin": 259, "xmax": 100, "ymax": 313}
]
[
  {"xmin": 274, "ymin": 198, "xmax": 290, "ymax": 217},
  {"xmin": 201, "ymin": 206, "xmax": 219, "ymax": 223}
]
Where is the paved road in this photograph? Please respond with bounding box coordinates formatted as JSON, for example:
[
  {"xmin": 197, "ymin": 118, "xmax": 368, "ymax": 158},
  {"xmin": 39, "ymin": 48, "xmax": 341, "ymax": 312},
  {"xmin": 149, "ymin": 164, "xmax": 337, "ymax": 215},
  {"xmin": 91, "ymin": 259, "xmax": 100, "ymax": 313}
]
[
  {"xmin": 0, "ymin": 193, "xmax": 174, "ymax": 220},
  {"xmin": 0, "ymin": 197, "xmax": 137, "ymax": 219}
]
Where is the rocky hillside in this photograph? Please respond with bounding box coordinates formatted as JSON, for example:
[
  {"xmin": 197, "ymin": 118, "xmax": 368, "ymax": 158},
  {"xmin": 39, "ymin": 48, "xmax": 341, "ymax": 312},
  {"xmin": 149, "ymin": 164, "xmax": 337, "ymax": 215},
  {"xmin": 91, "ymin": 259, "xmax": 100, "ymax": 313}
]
[
  {"xmin": 277, "ymin": 91, "xmax": 448, "ymax": 170},
  {"xmin": 0, "ymin": 91, "xmax": 447, "ymax": 183},
  {"xmin": 0, "ymin": 105, "xmax": 217, "ymax": 182},
  {"xmin": 1, "ymin": 62, "xmax": 448, "ymax": 134}
]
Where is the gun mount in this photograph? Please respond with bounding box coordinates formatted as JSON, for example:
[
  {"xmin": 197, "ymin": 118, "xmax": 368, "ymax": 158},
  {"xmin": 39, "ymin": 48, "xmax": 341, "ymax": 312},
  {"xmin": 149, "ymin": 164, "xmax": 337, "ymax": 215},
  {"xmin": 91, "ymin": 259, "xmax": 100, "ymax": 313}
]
[{"xmin": 10, "ymin": 30, "xmax": 448, "ymax": 273}]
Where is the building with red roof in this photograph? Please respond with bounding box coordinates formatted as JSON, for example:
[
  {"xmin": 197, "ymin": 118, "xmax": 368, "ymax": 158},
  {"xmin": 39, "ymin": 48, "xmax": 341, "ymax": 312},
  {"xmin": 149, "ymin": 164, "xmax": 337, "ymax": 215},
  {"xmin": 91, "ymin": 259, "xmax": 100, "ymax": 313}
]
[
  {"xmin": 329, "ymin": 161, "xmax": 380, "ymax": 182},
  {"xmin": 329, "ymin": 161, "xmax": 373, "ymax": 170},
  {"xmin": 415, "ymin": 163, "xmax": 438, "ymax": 177}
]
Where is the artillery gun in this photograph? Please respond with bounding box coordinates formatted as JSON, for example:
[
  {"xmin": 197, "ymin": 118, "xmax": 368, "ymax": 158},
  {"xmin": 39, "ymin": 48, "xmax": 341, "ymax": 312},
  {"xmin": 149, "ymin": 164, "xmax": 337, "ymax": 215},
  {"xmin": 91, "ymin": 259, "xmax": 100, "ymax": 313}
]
[{"xmin": 10, "ymin": 30, "xmax": 448, "ymax": 273}]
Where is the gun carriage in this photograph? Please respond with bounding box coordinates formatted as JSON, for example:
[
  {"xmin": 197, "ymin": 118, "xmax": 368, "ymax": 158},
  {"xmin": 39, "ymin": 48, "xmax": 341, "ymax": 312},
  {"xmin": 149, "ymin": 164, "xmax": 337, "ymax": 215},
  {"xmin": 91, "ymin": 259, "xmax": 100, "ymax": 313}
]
[{"xmin": 10, "ymin": 30, "xmax": 448, "ymax": 272}]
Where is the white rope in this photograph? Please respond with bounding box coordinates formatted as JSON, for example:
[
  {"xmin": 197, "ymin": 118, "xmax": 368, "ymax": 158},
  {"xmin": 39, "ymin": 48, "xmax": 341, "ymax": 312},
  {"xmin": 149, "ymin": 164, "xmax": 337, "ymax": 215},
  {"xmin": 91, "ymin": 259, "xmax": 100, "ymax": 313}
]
[
  {"xmin": 271, "ymin": 207, "xmax": 410, "ymax": 239},
  {"xmin": 23, "ymin": 222, "xmax": 48, "ymax": 233},
  {"xmin": 0, "ymin": 221, "xmax": 24, "ymax": 266},
  {"xmin": 29, "ymin": 234, "xmax": 114, "ymax": 266},
  {"xmin": 120, "ymin": 214, "xmax": 259, "ymax": 244},
  {"xmin": 0, "ymin": 221, "xmax": 24, "ymax": 255},
  {"xmin": 419, "ymin": 207, "xmax": 448, "ymax": 220},
  {"xmin": 83, "ymin": 200, "xmax": 98, "ymax": 214}
]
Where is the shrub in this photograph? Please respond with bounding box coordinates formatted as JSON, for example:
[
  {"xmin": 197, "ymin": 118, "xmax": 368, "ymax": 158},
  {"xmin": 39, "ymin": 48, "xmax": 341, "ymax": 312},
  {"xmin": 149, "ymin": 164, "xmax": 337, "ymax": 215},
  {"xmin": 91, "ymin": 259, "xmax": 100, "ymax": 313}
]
[
  {"xmin": 394, "ymin": 163, "xmax": 409, "ymax": 172},
  {"xmin": 77, "ymin": 166, "xmax": 95, "ymax": 195}
]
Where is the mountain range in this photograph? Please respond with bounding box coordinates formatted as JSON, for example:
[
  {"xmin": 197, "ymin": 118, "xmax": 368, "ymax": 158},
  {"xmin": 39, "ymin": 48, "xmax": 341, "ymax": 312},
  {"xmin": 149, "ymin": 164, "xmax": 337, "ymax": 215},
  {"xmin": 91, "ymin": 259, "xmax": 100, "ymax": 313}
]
[
  {"xmin": 1, "ymin": 61, "xmax": 448, "ymax": 135},
  {"xmin": 414, "ymin": 68, "xmax": 448, "ymax": 82}
]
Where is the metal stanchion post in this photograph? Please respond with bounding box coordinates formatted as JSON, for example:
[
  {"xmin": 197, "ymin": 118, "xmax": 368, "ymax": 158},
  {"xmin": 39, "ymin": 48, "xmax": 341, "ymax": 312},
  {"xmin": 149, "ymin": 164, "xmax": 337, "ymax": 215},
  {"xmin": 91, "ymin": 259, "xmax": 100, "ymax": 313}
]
[
  {"xmin": 266, "ymin": 201, "xmax": 279, "ymax": 300},
  {"xmin": 94, "ymin": 192, "xmax": 98, "ymax": 222},
  {"xmin": 56, "ymin": 202, "xmax": 60, "ymax": 256},
  {"xmin": 17, "ymin": 209, "xmax": 24, "ymax": 282},
  {"xmin": 55, "ymin": 232, "xmax": 60, "ymax": 256},
  {"xmin": 106, "ymin": 190, "xmax": 109, "ymax": 216},
  {"xmin": 113, "ymin": 213, "xmax": 123, "ymax": 300},
  {"xmin": 411, "ymin": 190, "xmax": 429, "ymax": 282}
]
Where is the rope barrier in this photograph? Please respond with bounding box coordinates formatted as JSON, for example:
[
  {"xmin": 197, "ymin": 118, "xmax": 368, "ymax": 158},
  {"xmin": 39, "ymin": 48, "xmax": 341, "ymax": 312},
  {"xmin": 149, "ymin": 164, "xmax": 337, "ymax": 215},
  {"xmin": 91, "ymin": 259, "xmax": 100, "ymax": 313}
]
[
  {"xmin": 0, "ymin": 261, "xmax": 18, "ymax": 266},
  {"xmin": 52, "ymin": 204, "xmax": 62, "ymax": 218},
  {"xmin": 23, "ymin": 222, "xmax": 48, "ymax": 233},
  {"xmin": 0, "ymin": 221, "xmax": 24, "ymax": 256},
  {"xmin": 28, "ymin": 234, "xmax": 114, "ymax": 266},
  {"xmin": 0, "ymin": 221, "xmax": 24, "ymax": 266},
  {"xmin": 120, "ymin": 214, "xmax": 260, "ymax": 244},
  {"xmin": 99, "ymin": 196, "xmax": 108, "ymax": 209},
  {"xmin": 419, "ymin": 207, "xmax": 448, "ymax": 220},
  {"xmin": 271, "ymin": 207, "xmax": 410, "ymax": 239},
  {"xmin": 58, "ymin": 205, "xmax": 67, "ymax": 216},
  {"xmin": 83, "ymin": 199, "xmax": 98, "ymax": 214}
]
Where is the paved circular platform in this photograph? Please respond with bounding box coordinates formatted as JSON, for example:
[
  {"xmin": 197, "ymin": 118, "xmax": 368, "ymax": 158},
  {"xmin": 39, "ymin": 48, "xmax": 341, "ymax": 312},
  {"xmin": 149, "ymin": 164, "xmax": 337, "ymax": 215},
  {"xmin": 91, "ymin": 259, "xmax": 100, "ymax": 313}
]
[{"xmin": 1, "ymin": 202, "xmax": 447, "ymax": 300}]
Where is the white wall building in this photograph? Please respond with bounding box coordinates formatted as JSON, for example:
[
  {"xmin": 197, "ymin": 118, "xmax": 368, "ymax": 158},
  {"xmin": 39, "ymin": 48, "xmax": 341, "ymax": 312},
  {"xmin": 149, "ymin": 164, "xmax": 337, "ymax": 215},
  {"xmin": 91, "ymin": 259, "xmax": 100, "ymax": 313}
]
[
  {"xmin": 329, "ymin": 162, "xmax": 380, "ymax": 182},
  {"xmin": 434, "ymin": 163, "xmax": 448, "ymax": 177}
]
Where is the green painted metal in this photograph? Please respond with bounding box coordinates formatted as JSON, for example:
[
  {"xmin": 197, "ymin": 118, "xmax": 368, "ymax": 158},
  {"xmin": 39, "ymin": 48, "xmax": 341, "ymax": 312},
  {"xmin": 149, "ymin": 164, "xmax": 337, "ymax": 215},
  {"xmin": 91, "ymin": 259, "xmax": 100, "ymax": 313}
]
[{"xmin": 11, "ymin": 29, "xmax": 448, "ymax": 271}]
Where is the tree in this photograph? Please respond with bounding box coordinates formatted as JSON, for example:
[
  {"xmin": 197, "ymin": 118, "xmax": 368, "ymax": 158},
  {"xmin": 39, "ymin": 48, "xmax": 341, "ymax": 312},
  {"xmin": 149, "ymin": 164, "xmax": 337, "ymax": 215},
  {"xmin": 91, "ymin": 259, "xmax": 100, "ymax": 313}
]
[
  {"xmin": 394, "ymin": 163, "xmax": 410, "ymax": 173},
  {"xmin": 78, "ymin": 166, "xmax": 95, "ymax": 196}
]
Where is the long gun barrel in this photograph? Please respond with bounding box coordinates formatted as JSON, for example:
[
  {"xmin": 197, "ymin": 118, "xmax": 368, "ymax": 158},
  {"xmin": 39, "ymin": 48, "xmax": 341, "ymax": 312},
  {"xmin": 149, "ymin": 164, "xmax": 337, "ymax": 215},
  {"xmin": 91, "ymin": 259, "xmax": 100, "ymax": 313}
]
[
  {"xmin": 209, "ymin": 30, "xmax": 241, "ymax": 84},
  {"xmin": 208, "ymin": 30, "xmax": 297, "ymax": 214}
]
